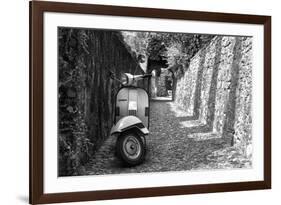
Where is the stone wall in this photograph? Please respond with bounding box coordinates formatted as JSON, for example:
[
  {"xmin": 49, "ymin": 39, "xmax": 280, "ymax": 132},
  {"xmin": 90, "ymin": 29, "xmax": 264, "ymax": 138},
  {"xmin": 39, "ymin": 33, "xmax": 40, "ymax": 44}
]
[
  {"xmin": 232, "ymin": 37, "xmax": 253, "ymax": 157},
  {"xmin": 173, "ymin": 36, "xmax": 252, "ymax": 154},
  {"xmin": 213, "ymin": 37, "xmax": 237, "ymax": 135},
  {"xmin": 58, "ymin": 28, "xmax": 145, "ymax": 175},
  {"xmin": 174, "ymin": 50, "xmax": 203, "ymax": 116},
  {"xmin": 198, "ymin": 38, "xmax": 219, "ymax": 124}
]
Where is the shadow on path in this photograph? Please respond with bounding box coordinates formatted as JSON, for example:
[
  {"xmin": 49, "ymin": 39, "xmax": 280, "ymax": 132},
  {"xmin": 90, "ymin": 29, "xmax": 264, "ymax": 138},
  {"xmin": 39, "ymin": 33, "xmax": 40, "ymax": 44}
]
[{"xmin": 83, "ymin": 101, "xmax": 250, "ymax": 176}]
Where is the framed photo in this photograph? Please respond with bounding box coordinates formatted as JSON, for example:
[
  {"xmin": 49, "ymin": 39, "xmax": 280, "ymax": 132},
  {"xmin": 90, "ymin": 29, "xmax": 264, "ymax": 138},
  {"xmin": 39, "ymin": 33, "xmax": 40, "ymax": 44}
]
[{"xmin": 30, "ymin": 1, "xmax": 271, "ymax": 204}]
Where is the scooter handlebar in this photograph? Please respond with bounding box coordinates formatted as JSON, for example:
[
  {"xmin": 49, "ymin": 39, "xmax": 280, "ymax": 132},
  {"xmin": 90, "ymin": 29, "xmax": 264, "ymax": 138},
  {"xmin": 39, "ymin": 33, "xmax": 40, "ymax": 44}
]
[
  {"xmin": 142, "ymin": 74, "xmax": 152, "ymax": 78},
  {"xmin": 114, "ymin": 72, "xmax": 152, "ymax": 86}
]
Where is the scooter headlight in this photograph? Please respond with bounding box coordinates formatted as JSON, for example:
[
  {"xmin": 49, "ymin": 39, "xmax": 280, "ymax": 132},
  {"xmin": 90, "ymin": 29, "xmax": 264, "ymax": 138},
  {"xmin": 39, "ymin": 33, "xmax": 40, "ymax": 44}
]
[
  {"xmin": 121, "ymin": 73, "xmax": 128, "ymax": 85},
  {"xmin": 121, "ymin": 73, "xmax": 134, "ymax": 86}
]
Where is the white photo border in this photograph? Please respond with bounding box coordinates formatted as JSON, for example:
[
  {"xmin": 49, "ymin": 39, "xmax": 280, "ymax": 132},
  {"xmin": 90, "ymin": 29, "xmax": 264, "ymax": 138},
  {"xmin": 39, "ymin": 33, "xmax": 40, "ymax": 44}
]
[{"xmin": 44, "ymin": 12, "xmax": 264, "ymax": 194}]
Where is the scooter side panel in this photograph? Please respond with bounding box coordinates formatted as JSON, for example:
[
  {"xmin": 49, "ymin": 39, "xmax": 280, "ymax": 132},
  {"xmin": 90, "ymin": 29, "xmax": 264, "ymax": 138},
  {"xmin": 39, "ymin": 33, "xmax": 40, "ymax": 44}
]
[
  {"xmin": 137, "ymin": 89, "xmax": 149, "ymax": 128},
  {"xmin": 115, "ymin": 87, "xmax": 149, "ymax": 128},
  {"xmin": 116, "ymin": 88, "xmax": 129, "ymax": 123}
]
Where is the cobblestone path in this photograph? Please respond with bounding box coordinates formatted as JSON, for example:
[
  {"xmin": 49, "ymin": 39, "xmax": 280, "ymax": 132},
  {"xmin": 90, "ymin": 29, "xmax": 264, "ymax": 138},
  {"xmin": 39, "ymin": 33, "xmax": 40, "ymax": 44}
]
[{"xmin": 84, "ymin": 101, "xmax": 251, "ymax": 175}]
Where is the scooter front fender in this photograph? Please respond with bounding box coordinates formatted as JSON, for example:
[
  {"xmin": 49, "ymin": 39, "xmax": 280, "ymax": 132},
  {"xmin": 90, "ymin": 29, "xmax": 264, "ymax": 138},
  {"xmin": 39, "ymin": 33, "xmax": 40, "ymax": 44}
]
[{"xmin": 111, "ymin": 116, "xmax": 149, "ymax": 135}]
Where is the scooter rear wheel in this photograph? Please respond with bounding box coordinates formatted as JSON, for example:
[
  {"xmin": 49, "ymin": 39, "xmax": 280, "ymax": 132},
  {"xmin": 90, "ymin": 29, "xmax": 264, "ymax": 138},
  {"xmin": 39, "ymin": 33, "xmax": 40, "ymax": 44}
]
[{"xmin": 116, "ymin": 131, "xmax": 145, "ymax": 166}]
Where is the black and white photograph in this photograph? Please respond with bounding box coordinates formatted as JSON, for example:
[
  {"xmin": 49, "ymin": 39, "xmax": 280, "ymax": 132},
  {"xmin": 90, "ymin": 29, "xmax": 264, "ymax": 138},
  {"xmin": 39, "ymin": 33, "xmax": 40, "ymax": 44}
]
[
  {"xmin": 58, "ymin": 27, "xmax": 253, "ymax": 176},
  {"xmin": 26, "ymin": 1, "xmax": 273, "ymax": 204}
]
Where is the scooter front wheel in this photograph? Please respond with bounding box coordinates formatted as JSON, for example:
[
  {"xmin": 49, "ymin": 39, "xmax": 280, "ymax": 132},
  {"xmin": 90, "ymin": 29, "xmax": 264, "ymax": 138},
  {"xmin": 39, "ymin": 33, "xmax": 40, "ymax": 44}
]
[{"xmin": 116, "ymin": 131, "xmax": 145, "ymax": 166}]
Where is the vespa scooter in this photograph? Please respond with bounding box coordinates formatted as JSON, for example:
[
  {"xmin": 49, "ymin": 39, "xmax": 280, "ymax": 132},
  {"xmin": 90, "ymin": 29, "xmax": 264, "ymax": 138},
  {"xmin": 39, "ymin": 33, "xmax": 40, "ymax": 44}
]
[{"xmin": 110, "ymin": 73, "xmax": 151, "ymax": 166}]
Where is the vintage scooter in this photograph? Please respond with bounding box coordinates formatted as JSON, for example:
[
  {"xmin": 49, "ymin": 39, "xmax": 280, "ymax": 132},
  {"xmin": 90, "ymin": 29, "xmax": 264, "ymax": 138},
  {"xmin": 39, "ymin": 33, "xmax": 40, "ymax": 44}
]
[{"xmin": 110, "ymin": 72, "xmax": 151, "ymax": 166}]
